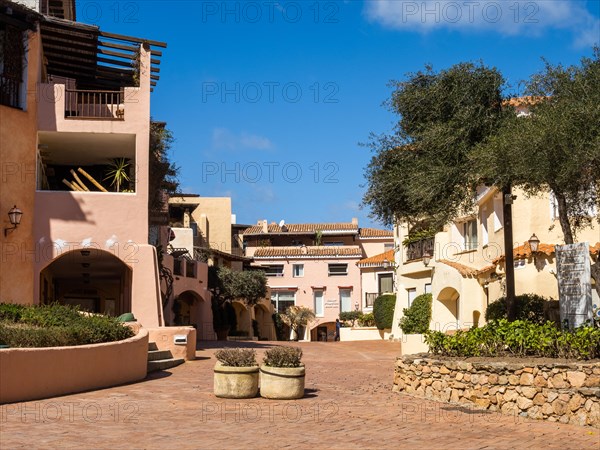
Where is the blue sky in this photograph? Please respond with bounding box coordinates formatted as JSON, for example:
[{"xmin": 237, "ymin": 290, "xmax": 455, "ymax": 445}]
[{"xmin": 83, "ymin": 0, "xmax": 600, "ymax": 228}]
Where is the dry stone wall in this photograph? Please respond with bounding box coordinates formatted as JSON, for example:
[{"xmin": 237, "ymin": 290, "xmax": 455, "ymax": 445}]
[{"xmin": 393, "ymin": 355, "xmax": 600, "ymax": 428}]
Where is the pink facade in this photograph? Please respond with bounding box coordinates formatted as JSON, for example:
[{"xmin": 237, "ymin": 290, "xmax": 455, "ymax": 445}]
[{"xmin": 243, "ymin": 221, "xmax": 393, "ymax": 340}]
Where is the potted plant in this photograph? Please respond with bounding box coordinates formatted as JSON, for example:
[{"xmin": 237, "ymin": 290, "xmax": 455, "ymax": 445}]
[
  {"xmin": 213, "ymin": 348, "xmax": 259, "ymax": 398},
  {"xmin": 259, "ymin": 346, "xmax": 305, "ymax": 399}
]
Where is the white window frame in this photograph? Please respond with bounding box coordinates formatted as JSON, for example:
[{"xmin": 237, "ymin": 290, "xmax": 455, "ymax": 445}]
[
  {"xmin": 313, "ymin": 290, "xmax": 324, "ymax": 317},
  {"xmin": 407, "ymin": 288, "xmax": 417, "ymax": 307},
  {"xmin": 271, "ymin": 290, "xmax": 296, "ymax": 313},
  {"xmin": 292, "ymin": 264, "xmax": 304, "ymax": 278},
  {"xmin": 462, "ymin": 219, "xmax": 478, "ymax": 251},
  {"xmin": 328, "ymin": 263, "xmax": 348, "ymax": 276},
  {"xmin": 339, "ymin": 288, "xmax": 352, "ymax": 312},
  {"xmin": 263, "ymin": 264, "xmax": 284, "ymax": 277}
]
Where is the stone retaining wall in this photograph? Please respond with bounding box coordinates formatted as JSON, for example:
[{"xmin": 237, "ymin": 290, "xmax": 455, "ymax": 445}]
[{"xmin": 393, "ymin": 355, "xmax": 600, "ymax": 427}]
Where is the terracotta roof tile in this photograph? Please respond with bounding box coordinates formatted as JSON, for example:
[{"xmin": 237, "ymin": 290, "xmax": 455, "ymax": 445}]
[
  {"xmin": 253, "ymin": 246, "xmax": 363, "ymax": 258},
  {"xmin": 438, "ymin": 260, "xmax": 480, "ymax": 277},
  {"xmin": 359, "ymin": 228, "xmax": 393, "ymax": 238},
  {"xmin": 357, "ymin": 250, "xmax": 395, "ymax": 267},
  {"xmin": 439, "ymin": 241, "xmax": 600, "ymax": 278},
  {"xmin": 244, "ymin": 222, "xmax": 359, "ymax": 235},
  {"xmin": 502, "ymin": 96, "xmax": 546, "ymax": 107}
]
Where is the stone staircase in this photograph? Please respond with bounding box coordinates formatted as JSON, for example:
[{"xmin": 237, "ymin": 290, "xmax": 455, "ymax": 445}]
[{"xmin": 147, "ymin": 342, "xmax": 185, "ymax": 373}]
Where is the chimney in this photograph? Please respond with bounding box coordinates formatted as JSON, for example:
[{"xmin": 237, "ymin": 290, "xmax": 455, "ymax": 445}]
[
  {"xmin": 351, "ymin": 217, "xmax": 358, "ymax": 226},
  {"xmin": 261, "ymin": 220, "xmax": 268, "ymax": 234}
]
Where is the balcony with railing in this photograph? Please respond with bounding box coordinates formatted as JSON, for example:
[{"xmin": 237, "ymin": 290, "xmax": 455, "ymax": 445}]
[
  {"xmin": 405, "ymin": 237, "xmax": 435, "ymax": 262},
  {"xmin": 64, "ymin": 89, "xmax": 125, "ymax": 120}
]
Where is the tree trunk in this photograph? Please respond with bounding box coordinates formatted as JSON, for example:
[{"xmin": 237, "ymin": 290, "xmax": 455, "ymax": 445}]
[
  {"xmin": 591, "ymin": 261, "xmax": 600, "ymax": 301},
  {"xmin": 554, "ymin": 191, "xmax": 574, "ymax": 245}
]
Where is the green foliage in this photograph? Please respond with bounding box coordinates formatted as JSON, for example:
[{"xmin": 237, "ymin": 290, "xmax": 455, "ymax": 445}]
[
  {"xmin": 399, "ymin": 293, "xmax": 432, "ymax": 334},
  {"xmin": 485, "ymin": 293, "xmax": 549, "ymax": 324},
  {"xmin": 339, "ymin": 310, "xmax": 362, "ymax": 326},
  {"xmin": 474, "ymin": 49, "xmax": 600, "ymax": 244},
  {"xmin": 401, "ymin": 228, "xmax": 437, "ymax": 246},
  {"xmin": 214, "ymin": 348, "xmax": 257, "ymax": 367},
  {"xmin": 424, "ymin": 319, "xmax": 600, "ymax": 360},
  {"xmin": 263, "ymin": 346, "xmax": 303, "ymax": 368},
  {"xmin": 358, "ymin": 312, "xmax": 375, "ymax": 327},
  {"xmin": 272, "ymin": 313, "xmax": 286, "ymax": 341},
  {"xmin": 149, "ymin": 121, "xmax": 180, "ymax": 212},
  {"xmin": 0, "ymin": 303, "xmax": 134, "ymax": 348},
  {"xmin": 373, "ymin": 294, "xmax": 396, "ymax": 330},
  {"xmin": 209, "ymin": 266, "xmax": 267, "ymax": 333},
  {"xmin": 104, "ymin": 158, "xmax": 131, "ymax": 192},
  {"xmin": 363, "ymin": 62, "xmax": 506, "ymax": 228}
]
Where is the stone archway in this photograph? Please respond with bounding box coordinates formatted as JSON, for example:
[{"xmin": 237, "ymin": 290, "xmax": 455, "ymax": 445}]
[
  {"xmin": 436, "ymin": 287, "xmax": 460, "ymax": 332},
  {"xmin": 171, "ymin": 290, "xmax": 204, "ymax": 334},
  {"xmin": 253, "ymin": 303, "xmax": 275, "ymax": 340},
  {"xmin": 39, "ymin": 249, "xmax": 132, "ymax": 316},
  {"xmin": 231, "ymin": 301, "xmax": 252, "ymax": 336}
]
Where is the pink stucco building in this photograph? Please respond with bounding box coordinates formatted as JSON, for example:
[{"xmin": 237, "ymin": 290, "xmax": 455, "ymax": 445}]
[{"xmin": 243, "ymin": 220, "xmax": 393, "ymax": 340}]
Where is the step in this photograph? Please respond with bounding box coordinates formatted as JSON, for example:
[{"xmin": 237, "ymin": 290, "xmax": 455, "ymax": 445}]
[
  {"xmin": 147, "ymin": 349, "xmax": 173, "ymax": 362},
  {"xmin": 148, "ymin": 342, "xmax": 158, "ymax": 351},
  {"xmin": 147, "ymin": 358, "xmax": 185, "ymax": 373}
]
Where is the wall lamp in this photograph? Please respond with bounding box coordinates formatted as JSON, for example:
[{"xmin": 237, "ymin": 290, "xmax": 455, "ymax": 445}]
[
  {"xmin": 382, "ymin": 258, "xmax": 390, "ymax": 270},
  {"xmin": 528, "ymin": 233, "xmax": 540, "ymax": 262},
  {"xmin": 4, "ymin": 205, "xmax": 23, "ymax": 237},
  {"xmin": 422, "ymin": 251, "xmax": 432, "ymax": 267}
]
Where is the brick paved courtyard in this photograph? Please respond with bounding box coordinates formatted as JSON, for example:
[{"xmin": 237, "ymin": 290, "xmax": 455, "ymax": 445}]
[{"xmin": 1, "ymin": 341, "xmax": 598, "ymax": 449}]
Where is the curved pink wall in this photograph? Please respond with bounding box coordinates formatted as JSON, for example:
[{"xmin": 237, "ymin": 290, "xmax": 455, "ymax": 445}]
[{"xmin": 0, "ymin": 329, "xmax": 149, "ymax": 404}]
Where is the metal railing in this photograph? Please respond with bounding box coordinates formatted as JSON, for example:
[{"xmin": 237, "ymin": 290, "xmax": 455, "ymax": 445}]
[
  {"xmin": 0, "ymin": 75, "xmax": 20, "ymax": 109},
  {"xmin": 64, "ymin": 89, "xmax": 125, "ymax": 120},
  {"xmin": 406, "ymin": 237, "xmax": 435, "ymax": 261}
]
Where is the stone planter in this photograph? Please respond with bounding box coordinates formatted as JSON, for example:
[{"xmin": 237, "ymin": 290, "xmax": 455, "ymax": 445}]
[
  {"xmin": 259, "ymin": 365, "xmax": 305, "ymax": 399},
  {"xmin": 213, "ymin": 363, "xmax": 259, "ymax": 398}
]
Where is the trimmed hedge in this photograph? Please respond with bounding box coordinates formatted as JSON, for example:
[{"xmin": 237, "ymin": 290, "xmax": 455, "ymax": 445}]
[
  {"xmin": 373, "ymin": 294, "xmax": 396, "ymax": 330},
  {"xmin": 263, "ymin": 346, "xmax": 303, "ymax": 368},
  {"xmin": 425, "ymin": 319, "xmax": 600, "ymax": 360},
  {"xmin": 0, "ymin": 303, "xmax": 134, "ymax": 348},
  {"xmin": 484, "ymin": 293, "xmax": 549, "ymax": 324},
  {"xmin": 399, "ymin": 293, "xmax": 432, "ymax": 334}
]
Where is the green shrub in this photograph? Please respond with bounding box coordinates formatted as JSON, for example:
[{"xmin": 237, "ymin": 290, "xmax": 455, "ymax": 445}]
[
  {"xmin": 399, "ymin": 293, "xmax": 432, "ymax": 334},
  {"xmin": 358, "ymin": 312, "xmax": 375, "ymax": 327},
  {"xmin": 339, "ymin": 311, "xmax": 362, "ymax": 326},
  {"xmin": 263, "ymin": 346, "xmax": 303, "ymax": 367},
  {"xmin": 0, "ymin": 303, "xmax": 134, "ymax": 348},
  {"xmin": 214, "ymin": 348, "xmax": 257, "ymax": 366},
  {"xmin": 424, "ymin": 319, "xmax": 600, "ymax": 360},
  {"xmin": 485, "ymin": 293, "xmax": 549, "ymax": 324},
  {"xmin": 373, "ymin": 294, "xmax": 396, "ymax": 330}
]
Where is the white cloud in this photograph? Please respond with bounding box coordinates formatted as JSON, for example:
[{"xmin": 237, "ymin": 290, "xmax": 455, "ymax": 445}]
[
  {"xmin": 212, "ymin": 127, "xmax": 274, "ymax": 151},
  {"xmin": 364, "ymin": 0, "xmax": 599, "ymax": 46}
]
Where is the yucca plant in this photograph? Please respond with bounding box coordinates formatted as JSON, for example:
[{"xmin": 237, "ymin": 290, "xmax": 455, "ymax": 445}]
[{"xmin": 104, "ymin": 158, "xmax": 131, "ymax": 192}]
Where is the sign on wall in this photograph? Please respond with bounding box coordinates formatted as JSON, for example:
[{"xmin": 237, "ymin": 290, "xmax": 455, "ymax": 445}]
[
  {"xmin": 324, "ymin": 299, "xmax": 339, "ymax": 309},
  {"xmin": 555, "ymin": 242, "xmax": 593, "ymax": 329}
]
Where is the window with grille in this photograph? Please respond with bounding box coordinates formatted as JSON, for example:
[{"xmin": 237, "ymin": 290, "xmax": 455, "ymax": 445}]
[{"xmin": 0, "ymin": 23, "xmax": 24, "ymax": 109}]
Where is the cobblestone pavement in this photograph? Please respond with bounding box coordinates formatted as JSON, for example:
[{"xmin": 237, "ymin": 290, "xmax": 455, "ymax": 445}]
[{"xmin": 1, "ymin": 341, "xmax": 598, "ymax": 449}]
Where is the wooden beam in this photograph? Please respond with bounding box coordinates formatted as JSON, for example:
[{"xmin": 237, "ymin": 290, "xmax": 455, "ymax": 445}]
[
  {"xmin": 98, "ymin": 40, "xmax": 139, "ymax": 53},
  {"xmin": 98, "ymin": 47, "xmax": 135, "ymax": 61},
  {"xmin": 100, "ymin": 31, "xmax": 167, "ymax": 48},
  {"xmin": 97, "ymin": 56, "xmax": 134, "ymax": 68}
]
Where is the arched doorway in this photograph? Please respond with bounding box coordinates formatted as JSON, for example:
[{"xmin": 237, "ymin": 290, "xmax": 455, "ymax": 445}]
[
  {"xmin": 231, "ymin": 301, "xmax": 252, "ymax": 336},
  {"xmin": 437, "ymin": 287, "xmax": 460, "ymax": 332},
  {"xmin": 253, "ymin": 303, "xmax": 275, "ymax": 340},
  {"xmin": 310, "ymin": 322, "xmax": 336, "ymax": 342},
  {"xmin": 171, "ymin": 290, "xmax": 203, "ymax": 336},
  {"xmin": 39, "ymin": 249, "xmax": 132, "ymax": 316}
]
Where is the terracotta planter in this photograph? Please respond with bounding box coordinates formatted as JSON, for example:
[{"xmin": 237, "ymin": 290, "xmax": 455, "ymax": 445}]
[
  {"xmin": 259, "ymin": 365, "xmax": 305, "ymax": 399},
  {"xmin": 213, "ymin": 362, "xmax": 259, "ymax": 398}
]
